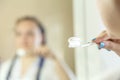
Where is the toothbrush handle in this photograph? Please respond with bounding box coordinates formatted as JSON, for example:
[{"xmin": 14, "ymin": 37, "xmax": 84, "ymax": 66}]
[{"xmin": 81, "ymin": 42, "xmax": 94, "ymax": 48}]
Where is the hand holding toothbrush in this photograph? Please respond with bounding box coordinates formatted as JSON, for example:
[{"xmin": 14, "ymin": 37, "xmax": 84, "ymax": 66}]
[{"xmin": 93, "ymin": 30, "xmax": 120, "ymax": 56}]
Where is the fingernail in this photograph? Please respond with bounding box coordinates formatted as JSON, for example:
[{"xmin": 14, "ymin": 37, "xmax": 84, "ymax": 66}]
[
  {"xmin": 98, "ymin": 47, "xmax": 101, "ymax": 50},
  {"xmin": 99, "ymin": 42, "xmax": 105, "ymax": 49},
  {"xmin": 92, "ymin": 38, "xmax": 96, "ymax": 41}
]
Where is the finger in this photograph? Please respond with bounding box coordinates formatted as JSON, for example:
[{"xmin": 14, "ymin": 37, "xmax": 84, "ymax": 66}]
[
  {"xmin": 97, "ymin": 30, "xmax": 106, "ymax": 38},
  {"xmin": 107, "ymin": 38, "xmax": 120, "ymax": 43},
  {"xmin": 102, "ymin": 41, "xmax": 120, "ymax": 53},
  {"xmin": 92, "ymin": 31, "xmax": 108, "ymax": 43}
]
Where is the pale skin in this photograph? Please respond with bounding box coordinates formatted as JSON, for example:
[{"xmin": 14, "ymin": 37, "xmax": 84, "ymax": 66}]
[
  {"xmin": 97, "ymin": 0, "xmax": 120, "ymax": 38},
  {"xmin": 93, "ymin": 31, "xmax": 120, "ymax": 56},
  {"xmin": 15, "ymin": 20, "xmax": 72, "ymax": 80},
  {"xmin": 94, "ymin": 0, "xmax": 120, "ymax": 56}
]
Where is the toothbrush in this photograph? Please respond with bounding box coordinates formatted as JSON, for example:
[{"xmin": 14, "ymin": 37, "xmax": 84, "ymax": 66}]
[
  {"xmin": 81, "ymin": 42, "xmax": 94, "ymax": 48},
  {"xmin": 68, "ymin": 37, "xmax": 94, "ymax": 48}
]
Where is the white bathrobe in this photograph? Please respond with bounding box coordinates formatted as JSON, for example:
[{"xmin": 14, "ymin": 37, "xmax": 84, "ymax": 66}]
[{"xmin": 0, "ymin": 57, "xmax": 60, "ymax": 80}]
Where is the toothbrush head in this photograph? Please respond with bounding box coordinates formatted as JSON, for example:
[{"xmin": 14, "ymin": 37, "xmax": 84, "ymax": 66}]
[
  {"xmin": 68, "ymin": 37, "xmax": 81, "ymax": 48},
  {"xmin": 16, "ymin": 48, "xmax": 26, "ymax": 57}
]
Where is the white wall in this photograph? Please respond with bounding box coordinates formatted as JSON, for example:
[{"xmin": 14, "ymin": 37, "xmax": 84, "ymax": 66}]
[
  {"xmin": 73, "ymin": 0, "xmax": 102, "ymax": 80},
  {"xmin": 72, "ymin": 0, "xmax": 88, "ymax": 80}
]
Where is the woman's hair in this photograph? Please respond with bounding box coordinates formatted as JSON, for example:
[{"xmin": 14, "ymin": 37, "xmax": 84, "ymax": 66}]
[{"xmin": 15, "ymin": 16, "xmax": 46, "ymax": 45}]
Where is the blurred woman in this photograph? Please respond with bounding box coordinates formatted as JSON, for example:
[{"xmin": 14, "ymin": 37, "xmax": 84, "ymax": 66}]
[{"xmin": 0, "ymin": 16, "xmax": 75, "ymax": 80}]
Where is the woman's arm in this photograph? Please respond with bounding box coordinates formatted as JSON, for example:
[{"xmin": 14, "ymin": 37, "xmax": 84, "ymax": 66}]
[
  {"xmin": 97, "ymin": 0, "xmax": 120, "ymax": 38},
  {"xmin": 54, "ymin": 58, "xmax": 76, "ymax": 80},
  {"xmin": 39, "ymin": 46, "xmax": 76, "ymax": 80}
]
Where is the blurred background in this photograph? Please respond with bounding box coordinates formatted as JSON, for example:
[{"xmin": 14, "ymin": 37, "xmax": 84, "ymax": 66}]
[
  {"xmin": 1, "ymin": 0, "xmax": 120, "ymax": 80},
  {"xmin": 0, "ymin": 0, "xmax": 75, "ymax": 71}
]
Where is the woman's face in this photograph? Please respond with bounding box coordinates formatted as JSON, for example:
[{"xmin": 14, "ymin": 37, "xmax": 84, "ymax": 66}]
[{"xmin": 15, "ymin": 20, "xmax": 42, "ymax": 53}]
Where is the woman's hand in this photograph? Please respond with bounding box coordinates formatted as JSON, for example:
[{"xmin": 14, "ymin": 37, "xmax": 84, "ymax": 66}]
[
  {"xmin": 37, "ymin": 45, "xmax": 57, "ymax": 59},
  {"xmin": 93, "ymin": 31, "xmax": 120, "ymax": 56}
]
